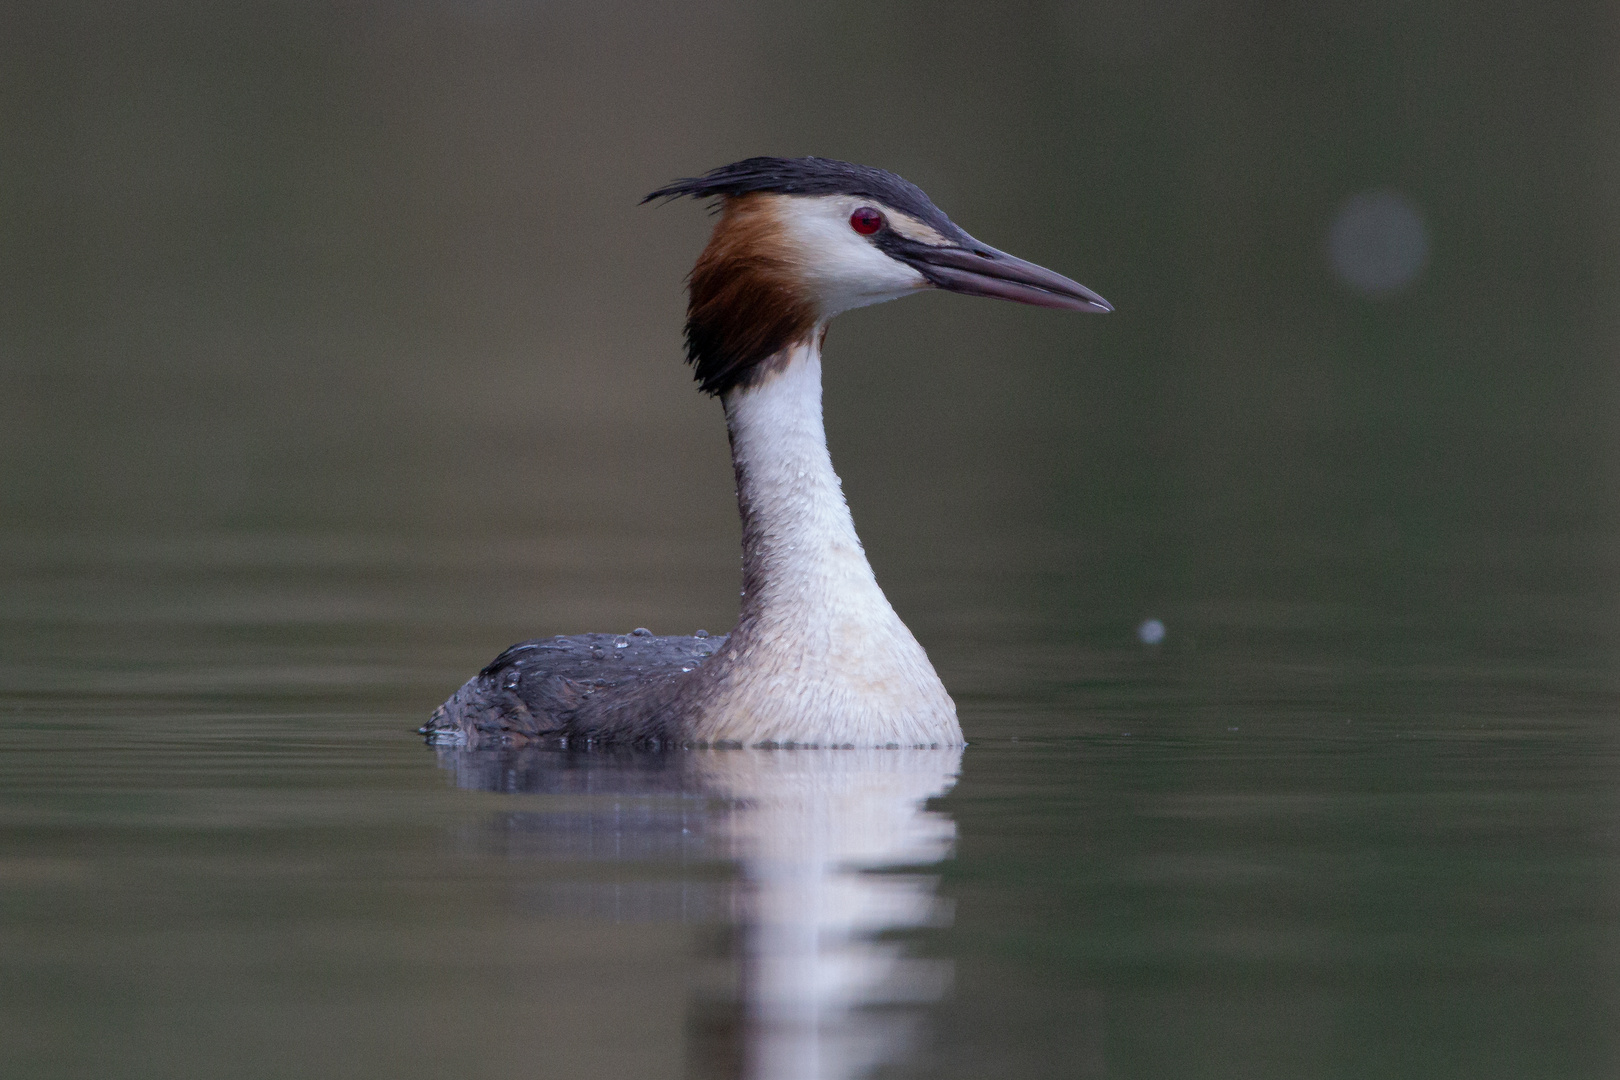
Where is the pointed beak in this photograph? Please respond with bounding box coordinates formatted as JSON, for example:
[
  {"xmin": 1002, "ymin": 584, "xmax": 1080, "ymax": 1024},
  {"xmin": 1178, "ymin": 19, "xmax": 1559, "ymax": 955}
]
[{"xmin": 899, "ymin": 241, "xmax": 1112, "ymax": 313}]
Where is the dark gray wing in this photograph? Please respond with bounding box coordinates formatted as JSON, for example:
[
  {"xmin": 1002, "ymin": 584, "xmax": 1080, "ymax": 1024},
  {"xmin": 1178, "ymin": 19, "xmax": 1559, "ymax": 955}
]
[{"xmin": 423, "ymin": 631, "xmax": 725, "ymax": 748}]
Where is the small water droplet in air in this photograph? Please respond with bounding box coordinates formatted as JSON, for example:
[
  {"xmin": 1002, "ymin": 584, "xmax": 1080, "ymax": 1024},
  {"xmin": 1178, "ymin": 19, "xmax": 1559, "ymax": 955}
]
[
  {"xmin": 614, "ymin": 636, "xmax": 629, "ymax": 648},
  {"xmin": 694, "ymin": 629, "xmax": 709, "ymax": 638},
  {"xmin": 1137, "ymin": 618, "xmax": 1166, "ymax": 645},
  {"xmin": 632, "ymin": 627, "xmax": 652, "ymax": 636}
]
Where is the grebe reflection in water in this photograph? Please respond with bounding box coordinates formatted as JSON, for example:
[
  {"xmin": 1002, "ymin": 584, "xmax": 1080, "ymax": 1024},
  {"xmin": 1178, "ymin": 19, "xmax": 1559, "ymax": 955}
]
[
  {"xmin": 438, "ymin": 744, "xmax": 963, "ymax": 1080},
  {"xmin": 426, "ymin": 157, "xmax": 1109, "ymax": 749}
]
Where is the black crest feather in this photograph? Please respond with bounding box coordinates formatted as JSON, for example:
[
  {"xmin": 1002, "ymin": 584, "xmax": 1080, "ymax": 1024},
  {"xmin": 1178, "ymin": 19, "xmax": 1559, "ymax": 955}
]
[{"xmin": 643, "ymin": 156, "xmax": 967, "ymax": 245}]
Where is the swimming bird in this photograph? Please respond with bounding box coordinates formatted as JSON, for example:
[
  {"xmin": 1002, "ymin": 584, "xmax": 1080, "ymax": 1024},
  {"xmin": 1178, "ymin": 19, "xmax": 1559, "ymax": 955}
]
[{"xmin": 425, "ymin": 156, "xmax": 1110, "ymax": 750}]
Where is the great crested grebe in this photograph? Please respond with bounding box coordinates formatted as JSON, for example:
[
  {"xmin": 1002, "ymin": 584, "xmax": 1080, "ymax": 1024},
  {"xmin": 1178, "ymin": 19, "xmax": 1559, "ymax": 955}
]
[{"xmin": 425, "ymin": 156, "xmax": 1110, "ymax": 750}]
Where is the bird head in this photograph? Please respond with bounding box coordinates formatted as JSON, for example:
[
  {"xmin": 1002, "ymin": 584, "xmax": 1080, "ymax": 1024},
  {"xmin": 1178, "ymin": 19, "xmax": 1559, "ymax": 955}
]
[{"xmin": 644, "ymin": 156, "xmax": 1110, "ymax": 396}]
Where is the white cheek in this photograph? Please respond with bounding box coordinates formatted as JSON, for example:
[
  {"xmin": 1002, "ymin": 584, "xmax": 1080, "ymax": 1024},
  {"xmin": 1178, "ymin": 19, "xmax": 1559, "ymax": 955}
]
[{"xmin": 775, "ymin": 198, "xmax": 929, "ymax": 316}]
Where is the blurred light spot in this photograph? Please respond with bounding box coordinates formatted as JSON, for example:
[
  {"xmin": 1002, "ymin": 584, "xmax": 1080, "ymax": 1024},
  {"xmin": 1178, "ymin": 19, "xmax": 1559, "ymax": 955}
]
[
  {"xmin": 1137, "ymin": 618, "xmax": 1166, "ymax": 645},
  {"xmin": 1327, "ymin": 190, "xmax": 1430, "ymax": 296}
]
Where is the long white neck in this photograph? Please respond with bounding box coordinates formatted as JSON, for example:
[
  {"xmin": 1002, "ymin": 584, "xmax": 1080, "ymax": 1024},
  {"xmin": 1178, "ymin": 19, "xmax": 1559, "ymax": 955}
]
[
  {"xmin": 687, "ymin": 338, "xmax": 961, "ymax": 748},
  {"xmin": 727, "ymin": 341, "xmax": 879, "ymax": 629}
]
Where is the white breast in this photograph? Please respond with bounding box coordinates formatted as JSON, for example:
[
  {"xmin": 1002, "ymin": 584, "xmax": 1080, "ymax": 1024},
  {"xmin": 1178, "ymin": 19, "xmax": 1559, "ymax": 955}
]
[{"xmin": 686, "ymin": 339, "xmax": 962, "ymax": 747}]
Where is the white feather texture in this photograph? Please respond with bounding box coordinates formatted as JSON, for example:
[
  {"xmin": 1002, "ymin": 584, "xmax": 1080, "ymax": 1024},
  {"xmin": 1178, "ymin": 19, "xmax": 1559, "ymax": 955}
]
[
  {"xmin": 688, "ymin": 338, "xmax": 962, "ymax": 747},
  {"xmin": 771, "ymin": 195, "xmax": 932, "ymax": 317}
]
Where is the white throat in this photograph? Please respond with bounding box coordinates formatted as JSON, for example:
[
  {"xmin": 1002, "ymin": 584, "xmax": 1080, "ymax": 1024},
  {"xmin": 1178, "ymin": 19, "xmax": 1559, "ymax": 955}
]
[{"xmin": 687, "ymin": 338, "xmax": 961, "ymax": 747}]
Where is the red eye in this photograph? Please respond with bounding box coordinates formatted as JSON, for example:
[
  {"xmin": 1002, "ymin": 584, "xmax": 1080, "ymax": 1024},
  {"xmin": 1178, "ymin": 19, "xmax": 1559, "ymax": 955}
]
[{"xmin": 849, "ymin": 207, "xmax": 884, "ymax": 235}]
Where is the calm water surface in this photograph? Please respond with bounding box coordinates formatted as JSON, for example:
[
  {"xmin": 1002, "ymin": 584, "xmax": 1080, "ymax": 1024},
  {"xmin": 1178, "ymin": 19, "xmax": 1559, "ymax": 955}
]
[{"xmin": 2, "ymin": 526, "xmax": 1615, "ymax": 1079}]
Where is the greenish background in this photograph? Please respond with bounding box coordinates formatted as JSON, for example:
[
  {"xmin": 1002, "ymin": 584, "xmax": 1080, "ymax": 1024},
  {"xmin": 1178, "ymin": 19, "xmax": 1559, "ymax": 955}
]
[{"xmin": 3, "ymin": 1, "xmax": 1617, "ymax": 1077}]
